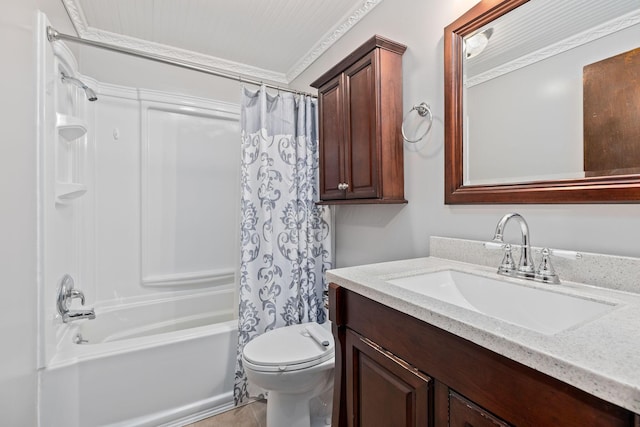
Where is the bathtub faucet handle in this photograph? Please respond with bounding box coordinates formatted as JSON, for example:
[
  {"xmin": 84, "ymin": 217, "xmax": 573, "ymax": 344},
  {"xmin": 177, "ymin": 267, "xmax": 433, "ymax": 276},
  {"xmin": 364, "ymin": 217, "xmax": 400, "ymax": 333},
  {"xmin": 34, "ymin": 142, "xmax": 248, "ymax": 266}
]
[
  {"xmin": 57, "ymin": 274, "xmax": 95, "ymax": 323},
  {"xmin": 68, "ymin": 288, "xmax": 86, "ymax": 305}
]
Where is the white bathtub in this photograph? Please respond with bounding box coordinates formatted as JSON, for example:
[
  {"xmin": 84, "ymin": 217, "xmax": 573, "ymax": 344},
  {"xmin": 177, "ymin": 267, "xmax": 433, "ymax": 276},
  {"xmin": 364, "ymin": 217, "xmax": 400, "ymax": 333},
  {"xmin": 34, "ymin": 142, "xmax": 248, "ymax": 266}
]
[{"xmin": 39, "ymin": 287, "xmax": 238, "ymax": 427}]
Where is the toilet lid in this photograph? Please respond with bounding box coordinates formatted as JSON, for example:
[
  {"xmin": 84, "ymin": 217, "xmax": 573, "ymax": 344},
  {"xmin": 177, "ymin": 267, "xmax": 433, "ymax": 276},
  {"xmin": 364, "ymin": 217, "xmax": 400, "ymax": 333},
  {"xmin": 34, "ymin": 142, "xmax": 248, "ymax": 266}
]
[{"xmin": 242, "ymin": 322, "xmax": 334, "ymax": 372}]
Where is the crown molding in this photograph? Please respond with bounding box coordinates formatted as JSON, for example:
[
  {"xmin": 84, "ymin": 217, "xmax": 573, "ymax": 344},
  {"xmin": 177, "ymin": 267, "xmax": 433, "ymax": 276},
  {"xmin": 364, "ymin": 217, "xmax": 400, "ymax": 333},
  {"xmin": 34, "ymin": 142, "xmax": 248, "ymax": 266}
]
[
  {"xmin": 83, "ymin": 27, "xmax": 289, "ymax": 84},
  {"xmin": 61, "ymin": 0, "xmax": 88, "ymax": 34},
  {"xmin": 285, "ymin": 0, "xmax": 384, "ymax": 82},
  {"xmin": 465, "ymin": 9, "xmax": 640, "ymax": 88},
  {"xmin": 62, "ymin": 0, "xmax": 383, "ymax": 85}
]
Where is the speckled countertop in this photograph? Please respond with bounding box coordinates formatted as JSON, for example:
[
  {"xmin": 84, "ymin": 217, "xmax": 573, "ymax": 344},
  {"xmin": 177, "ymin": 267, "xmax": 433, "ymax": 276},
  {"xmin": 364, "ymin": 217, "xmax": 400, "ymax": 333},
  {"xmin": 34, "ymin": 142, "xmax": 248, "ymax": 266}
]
[{"xmin": 326, "ymin": 239, "xmax": 640, "ymax": 414}]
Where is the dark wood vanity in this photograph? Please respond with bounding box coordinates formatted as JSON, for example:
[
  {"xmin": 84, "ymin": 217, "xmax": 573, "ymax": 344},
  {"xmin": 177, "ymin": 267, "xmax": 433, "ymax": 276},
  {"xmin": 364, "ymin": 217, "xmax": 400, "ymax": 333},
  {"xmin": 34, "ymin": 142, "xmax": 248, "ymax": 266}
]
[{"xmin": 329, "ymin": 283, "xmax": 640, "ymax": 427}]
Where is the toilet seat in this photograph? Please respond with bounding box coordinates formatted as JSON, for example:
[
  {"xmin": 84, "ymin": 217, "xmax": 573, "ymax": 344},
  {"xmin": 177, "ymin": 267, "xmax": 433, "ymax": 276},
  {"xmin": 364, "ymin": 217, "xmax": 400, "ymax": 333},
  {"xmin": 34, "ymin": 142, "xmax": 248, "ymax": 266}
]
[{"xmin": 243, "ymin": 322, "xmax": 335, "ymax": 372}]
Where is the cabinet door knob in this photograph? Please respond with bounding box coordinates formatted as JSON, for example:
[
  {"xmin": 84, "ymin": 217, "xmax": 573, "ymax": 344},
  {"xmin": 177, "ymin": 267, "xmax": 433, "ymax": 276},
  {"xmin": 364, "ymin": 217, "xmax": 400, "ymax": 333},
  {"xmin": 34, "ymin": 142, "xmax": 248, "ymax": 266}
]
[{"xmin": 338, "ymin": 183, "xmax": 349, "ymax": 191}]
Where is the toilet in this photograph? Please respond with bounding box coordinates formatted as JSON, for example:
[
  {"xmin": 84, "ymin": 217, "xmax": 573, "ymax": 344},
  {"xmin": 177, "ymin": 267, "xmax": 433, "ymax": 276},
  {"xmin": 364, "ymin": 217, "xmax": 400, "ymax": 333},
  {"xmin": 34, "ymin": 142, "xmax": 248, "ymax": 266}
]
[{"xmin": 242, "ymin": 321, "xmax": 334, "ymax": 427}]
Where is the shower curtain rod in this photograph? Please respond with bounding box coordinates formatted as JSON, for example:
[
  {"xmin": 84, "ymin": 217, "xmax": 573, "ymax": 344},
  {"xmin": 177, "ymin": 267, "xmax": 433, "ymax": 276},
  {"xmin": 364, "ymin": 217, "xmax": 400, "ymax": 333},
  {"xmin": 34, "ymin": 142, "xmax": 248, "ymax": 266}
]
[{"xmin": 46, "ymin": 26, "xmax": 317, "ymax": 98}]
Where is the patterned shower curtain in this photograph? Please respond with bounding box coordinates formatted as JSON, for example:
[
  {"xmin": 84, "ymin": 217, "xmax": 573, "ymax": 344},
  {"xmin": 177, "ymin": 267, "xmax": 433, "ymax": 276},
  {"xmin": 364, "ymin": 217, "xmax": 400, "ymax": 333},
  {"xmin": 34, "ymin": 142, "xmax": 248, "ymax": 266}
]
[{"xmin": 234, "ymin": 86, "xmax": 333, "ymax": 404}]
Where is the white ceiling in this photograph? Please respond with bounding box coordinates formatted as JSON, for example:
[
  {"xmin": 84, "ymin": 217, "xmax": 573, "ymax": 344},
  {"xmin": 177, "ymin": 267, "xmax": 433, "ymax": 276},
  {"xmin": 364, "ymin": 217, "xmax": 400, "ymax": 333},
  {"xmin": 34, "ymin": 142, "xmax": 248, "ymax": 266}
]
[{"xmin": 62, "ymin": 0, "xmax": 383, "ymax": 84}]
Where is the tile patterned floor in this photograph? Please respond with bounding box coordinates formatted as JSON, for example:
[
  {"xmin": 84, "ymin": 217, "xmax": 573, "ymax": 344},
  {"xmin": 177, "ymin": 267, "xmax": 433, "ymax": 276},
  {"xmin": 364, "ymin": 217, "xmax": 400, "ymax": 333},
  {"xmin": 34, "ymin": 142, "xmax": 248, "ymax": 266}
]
[{"xmin": 185, "ymin": 400, "xmax": 267, "ymax": 427}]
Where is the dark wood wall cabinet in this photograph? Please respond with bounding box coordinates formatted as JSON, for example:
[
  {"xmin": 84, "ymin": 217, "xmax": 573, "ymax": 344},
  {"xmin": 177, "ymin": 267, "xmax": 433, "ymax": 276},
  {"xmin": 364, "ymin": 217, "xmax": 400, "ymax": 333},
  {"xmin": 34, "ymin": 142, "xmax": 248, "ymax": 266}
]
[
  {"xmin": 329, "ymin": 284, "xmax": 640, "ymax": 427},
  {"xmin": 311, "ymin": 35, "xmax": 407, "ymax": 204}
]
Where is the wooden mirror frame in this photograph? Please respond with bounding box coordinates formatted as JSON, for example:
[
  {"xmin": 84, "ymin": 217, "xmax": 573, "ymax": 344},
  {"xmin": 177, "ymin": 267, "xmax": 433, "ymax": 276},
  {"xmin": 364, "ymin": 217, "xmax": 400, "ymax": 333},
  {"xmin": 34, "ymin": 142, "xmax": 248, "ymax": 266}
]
[{"xmin": 444, "ymin": 0, "xmax": 640, "ymax": 204}]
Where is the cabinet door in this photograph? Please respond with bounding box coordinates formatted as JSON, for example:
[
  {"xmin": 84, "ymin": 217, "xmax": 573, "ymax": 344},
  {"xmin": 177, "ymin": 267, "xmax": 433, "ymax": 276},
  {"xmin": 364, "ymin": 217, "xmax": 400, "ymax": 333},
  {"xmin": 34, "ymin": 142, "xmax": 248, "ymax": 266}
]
[
  {"xmin": 449, "ymin": 391, "xmax": 511, "ymax": 427},
  {"xmin": 318, "ymin": 74, "xmax": 346, "ymax": 200},
  {"xmin": 346, "ymin": 329, "xmax": 432, "ymax": 427},
  {"xmin": 344, "ymin": 51, "xmax": 379, "ymax": 199}
]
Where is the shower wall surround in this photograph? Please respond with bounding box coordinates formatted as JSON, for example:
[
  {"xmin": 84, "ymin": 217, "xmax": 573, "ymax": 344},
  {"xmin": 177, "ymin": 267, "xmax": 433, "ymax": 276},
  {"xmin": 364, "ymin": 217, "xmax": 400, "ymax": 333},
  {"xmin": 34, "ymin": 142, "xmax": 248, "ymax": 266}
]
[
  {"xmin": 38, "ymin": 24, "xmax": 91, "ymax": 369},
  {"xmin": 39, "ymin": 27, "xmax": 241, "ymax": 368},
  {"xmin": 97, "ymin": 86, "xmax": 240, "ymax": 295}
]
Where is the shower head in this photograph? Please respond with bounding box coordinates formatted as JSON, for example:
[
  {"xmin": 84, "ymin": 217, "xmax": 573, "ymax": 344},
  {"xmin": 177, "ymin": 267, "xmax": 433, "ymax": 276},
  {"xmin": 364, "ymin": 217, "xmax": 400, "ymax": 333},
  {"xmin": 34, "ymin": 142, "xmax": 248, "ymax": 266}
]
[
  {"xmin": 60, "ymin": 71, "xmax": 98, "ymax": 102},
  {"xmin": 84, "ymin": 86, "xmax": 98, "ymax": 102}
]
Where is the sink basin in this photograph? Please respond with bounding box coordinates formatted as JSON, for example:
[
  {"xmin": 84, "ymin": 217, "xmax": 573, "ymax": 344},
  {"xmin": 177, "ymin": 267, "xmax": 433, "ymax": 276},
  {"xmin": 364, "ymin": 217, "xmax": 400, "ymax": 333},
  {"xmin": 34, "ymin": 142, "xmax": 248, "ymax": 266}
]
[{"xmin": 386, "ymin": 270, "xmax": 616, "ymax": 335}]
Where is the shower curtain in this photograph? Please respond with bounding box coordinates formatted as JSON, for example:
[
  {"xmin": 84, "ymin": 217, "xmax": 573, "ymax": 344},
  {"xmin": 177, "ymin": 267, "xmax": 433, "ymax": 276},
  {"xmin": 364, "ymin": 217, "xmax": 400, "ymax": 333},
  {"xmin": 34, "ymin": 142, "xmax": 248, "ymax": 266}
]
[{"xmin": 234, "ymin": 86, "xmax": 333, "ymax": 404}]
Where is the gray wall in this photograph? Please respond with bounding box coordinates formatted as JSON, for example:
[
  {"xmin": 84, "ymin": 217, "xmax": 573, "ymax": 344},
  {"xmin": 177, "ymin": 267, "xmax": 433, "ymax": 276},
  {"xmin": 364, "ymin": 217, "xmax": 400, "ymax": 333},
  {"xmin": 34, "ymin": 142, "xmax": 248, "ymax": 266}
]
[
  {"xmin": 0, "ymin": 1, "xmax": 74, "ymax": 425},
  {"xmin": 291, "ymin": 0, "xmax": 640, "ymax": 267}
]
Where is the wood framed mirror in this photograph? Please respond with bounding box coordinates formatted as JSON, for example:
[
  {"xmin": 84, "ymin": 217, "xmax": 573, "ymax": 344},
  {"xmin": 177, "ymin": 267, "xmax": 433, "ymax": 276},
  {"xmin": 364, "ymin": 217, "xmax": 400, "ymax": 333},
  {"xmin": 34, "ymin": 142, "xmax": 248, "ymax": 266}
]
[{"xmin": 444, "ymin": 0, "xmax": 640, "ymax": 204}]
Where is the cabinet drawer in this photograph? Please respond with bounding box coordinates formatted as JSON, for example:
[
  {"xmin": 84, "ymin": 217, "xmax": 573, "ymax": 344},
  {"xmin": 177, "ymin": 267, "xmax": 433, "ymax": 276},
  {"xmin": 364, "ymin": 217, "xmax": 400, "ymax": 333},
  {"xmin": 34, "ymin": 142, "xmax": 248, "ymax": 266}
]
[{"xmin": 449, "ymin": 391, "xmax": 511, "ymax": 427}]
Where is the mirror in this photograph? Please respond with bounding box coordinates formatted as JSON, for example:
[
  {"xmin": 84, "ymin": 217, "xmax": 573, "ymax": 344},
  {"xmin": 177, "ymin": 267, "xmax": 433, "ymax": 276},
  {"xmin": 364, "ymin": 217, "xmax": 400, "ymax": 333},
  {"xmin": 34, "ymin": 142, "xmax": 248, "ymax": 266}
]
[{"xmin": 444, "ymin": 0, "xmax": 640, "ymax": 203}]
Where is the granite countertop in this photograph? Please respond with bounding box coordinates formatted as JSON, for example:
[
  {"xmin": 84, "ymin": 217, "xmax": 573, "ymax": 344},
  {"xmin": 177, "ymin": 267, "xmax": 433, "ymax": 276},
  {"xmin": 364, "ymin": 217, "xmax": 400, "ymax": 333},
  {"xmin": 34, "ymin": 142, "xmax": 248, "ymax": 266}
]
[{"xmin": 326, "ymin": 255, "xmax": 640, "ymax": 414}]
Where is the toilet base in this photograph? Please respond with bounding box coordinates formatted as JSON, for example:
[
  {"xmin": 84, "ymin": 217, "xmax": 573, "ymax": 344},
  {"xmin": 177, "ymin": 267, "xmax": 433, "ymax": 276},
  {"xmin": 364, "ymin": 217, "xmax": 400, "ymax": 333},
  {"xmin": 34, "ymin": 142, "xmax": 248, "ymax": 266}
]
[{"xmin": 266, "ymin": 387, "xmax": 332, "ymax": 427}]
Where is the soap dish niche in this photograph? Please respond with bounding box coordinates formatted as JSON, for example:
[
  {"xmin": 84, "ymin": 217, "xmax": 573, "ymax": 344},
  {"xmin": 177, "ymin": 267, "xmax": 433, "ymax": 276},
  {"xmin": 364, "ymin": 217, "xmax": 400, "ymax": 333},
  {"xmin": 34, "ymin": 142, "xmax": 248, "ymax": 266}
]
[
  {"xmin": 55, "ymin": 182, "xmax": 87, "ymax": 204},
  {"xmin": 56, "ymin": 114, "xmax": 87, "ymax": 141}
]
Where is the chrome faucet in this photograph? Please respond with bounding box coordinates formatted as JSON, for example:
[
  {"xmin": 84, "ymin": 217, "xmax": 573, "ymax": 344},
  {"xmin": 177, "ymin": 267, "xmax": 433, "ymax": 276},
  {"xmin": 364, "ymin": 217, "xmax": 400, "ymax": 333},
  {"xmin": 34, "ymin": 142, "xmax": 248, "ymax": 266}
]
[
  {"xmin": 56, "ymin": 274, "xmax": 96, "ymax": 322},
  {"xmin": 489, "ymin": 213, "xmax": 536, "ymax": 280},
  {"xmin": 486, "ymin": 213, "xmax": 583, "ymax": 284}
]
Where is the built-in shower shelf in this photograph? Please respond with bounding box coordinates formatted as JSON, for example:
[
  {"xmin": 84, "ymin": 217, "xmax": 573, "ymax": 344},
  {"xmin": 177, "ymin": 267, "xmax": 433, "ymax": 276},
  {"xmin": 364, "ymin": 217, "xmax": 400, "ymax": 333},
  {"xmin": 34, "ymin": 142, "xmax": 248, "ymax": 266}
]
[
  {"xmin": 56, "ymin": 114, "xmax": 87, "ymax": 141},
  {"xmin": 55, "ymin": 182, "xmax": 87, "ymax": 203}
]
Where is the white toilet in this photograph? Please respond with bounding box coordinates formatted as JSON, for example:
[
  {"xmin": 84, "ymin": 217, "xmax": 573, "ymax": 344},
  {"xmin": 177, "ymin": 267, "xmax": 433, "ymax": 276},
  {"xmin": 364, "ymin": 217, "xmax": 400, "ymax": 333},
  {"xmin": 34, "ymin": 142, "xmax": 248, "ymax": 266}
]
[{"xmin": 242, "ymin": 321, "xmax": 334, "ymax": 427}]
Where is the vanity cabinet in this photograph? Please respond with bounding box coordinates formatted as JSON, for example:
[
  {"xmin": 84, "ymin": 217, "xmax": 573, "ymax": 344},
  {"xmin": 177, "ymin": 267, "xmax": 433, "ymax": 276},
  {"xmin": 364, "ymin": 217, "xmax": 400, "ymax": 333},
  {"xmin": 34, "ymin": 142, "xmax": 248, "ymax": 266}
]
[
  {"xmin": 346, "ymin": 329, "xmax": 432, "ymax": 426},
  {"xmin": 329, "ymin": 284, "xmax": 638, "ymax": 427},
  {"xmin": 311, "ymin": 35, "xmax": 407, "ymax": 204}
]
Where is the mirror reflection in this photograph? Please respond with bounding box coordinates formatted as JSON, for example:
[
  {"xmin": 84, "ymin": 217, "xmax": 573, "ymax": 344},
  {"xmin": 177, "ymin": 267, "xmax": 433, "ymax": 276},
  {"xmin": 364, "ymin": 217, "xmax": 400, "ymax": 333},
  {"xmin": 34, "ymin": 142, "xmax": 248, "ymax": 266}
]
[{"xmin": 462, "ymin": 0, "xmax": 640, "ymax": 186}]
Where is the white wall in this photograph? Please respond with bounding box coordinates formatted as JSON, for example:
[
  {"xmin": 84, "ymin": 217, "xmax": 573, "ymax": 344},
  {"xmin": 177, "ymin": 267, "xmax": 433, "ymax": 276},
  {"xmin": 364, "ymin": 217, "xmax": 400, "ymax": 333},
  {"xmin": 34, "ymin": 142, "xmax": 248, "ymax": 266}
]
[
  {"xmin": 0, "ymin": 1, "xmax": 74, "ymax": 425},
  {"xmin": 291, "ymin": 0, "xmax": 640, "ymax": 267}
]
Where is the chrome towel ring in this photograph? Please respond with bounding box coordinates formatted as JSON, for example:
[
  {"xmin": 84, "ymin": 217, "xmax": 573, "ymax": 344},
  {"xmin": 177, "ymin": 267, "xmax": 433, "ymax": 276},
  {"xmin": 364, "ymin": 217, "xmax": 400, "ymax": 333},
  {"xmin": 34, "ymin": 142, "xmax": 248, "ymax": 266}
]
[{"xmin": 401, "ymin": 102, "xmax": 433, "ymax": 143}]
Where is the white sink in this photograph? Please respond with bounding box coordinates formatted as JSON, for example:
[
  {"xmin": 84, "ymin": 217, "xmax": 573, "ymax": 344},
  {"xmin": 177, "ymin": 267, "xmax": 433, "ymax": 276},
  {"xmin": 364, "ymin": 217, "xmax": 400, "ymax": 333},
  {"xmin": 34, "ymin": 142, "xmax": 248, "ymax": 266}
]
[{"xmin": 386, "ymin": 270, "xmax": 616, "ymax": 335}]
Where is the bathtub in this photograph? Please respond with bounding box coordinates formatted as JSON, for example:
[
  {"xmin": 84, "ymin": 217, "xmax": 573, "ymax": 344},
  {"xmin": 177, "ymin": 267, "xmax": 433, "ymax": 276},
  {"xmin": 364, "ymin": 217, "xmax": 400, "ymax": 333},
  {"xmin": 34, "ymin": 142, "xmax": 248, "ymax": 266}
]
[{"xmin": 39, "ymin": 287, "xmax": 238, "ymax": 427}]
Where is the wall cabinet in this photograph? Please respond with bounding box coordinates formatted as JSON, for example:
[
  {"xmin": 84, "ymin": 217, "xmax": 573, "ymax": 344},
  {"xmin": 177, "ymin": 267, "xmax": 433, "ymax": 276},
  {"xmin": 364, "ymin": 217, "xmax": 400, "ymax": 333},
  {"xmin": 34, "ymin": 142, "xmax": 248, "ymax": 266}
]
[
  {"xmin": 311, "ymin": 35, "xmax": 407, "ymax": 204},
  {"xmin": 329, "ymin": 284, "xmax": 639, "ymax": 427}
]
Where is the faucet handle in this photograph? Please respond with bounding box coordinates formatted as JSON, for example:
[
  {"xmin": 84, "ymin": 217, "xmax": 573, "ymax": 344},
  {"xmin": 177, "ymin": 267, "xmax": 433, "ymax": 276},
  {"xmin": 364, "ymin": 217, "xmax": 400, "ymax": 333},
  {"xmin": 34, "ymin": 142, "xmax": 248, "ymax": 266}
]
[
  {"xmin": 535, "ymin": 248, "xmax": 560, "ymax": 284},
  {"xmin": 497, "ymin": 244, "xmax": 516, "ymax": 275},
  {"xmin": 534, "ymin": 247, "xmax": 582, "ymax": 284},
  {"xmin": 545, "ymin": 248, "xmax": 582, "ymax": 260},
  {"xmin": 68, "ymin": 288, "xmax": 86, "ymax": 305},
  {"xmin": 484, "ymin": 241, "xmax": 506, "ymax": 250},
  {"xmin": 57, "ymin": 274, "xmax": 75, "ymax": 314},
  {"xmin": 534, "ymin": 247, "xmax": 582, "ymax": 260},
  {"xmin": 484, "ymin": 241, "xmax": 516, "ymax": 275}
]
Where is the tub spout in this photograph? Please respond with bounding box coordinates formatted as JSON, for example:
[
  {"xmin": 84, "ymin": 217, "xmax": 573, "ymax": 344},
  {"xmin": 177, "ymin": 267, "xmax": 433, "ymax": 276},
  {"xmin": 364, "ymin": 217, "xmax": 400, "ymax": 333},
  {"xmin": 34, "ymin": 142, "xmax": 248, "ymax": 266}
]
[{"xmin": 63, "ymin": 309, "xmax": 96, "ymax": 323}]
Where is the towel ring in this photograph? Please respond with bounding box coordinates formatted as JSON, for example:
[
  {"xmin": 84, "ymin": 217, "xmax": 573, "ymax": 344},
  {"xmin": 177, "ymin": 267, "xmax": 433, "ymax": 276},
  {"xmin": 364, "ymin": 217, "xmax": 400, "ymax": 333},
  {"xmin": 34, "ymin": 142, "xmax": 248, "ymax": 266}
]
[{"xmin": 401, "ymin": 102, "xmax": 433, "ymax": 143}]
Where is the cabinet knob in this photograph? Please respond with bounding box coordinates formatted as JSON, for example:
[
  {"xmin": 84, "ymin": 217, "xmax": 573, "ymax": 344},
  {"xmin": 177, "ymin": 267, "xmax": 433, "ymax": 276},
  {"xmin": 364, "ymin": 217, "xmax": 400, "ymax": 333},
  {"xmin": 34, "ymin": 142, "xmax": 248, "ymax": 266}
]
[{"xmin": 338, "ymin": 183, "xmax": 349, "ymax": 191}]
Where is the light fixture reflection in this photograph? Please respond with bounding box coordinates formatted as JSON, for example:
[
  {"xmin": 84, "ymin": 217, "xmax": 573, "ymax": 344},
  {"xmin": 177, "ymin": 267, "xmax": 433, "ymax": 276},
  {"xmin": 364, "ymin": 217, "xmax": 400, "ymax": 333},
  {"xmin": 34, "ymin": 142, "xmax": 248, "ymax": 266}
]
[{"xmin": 464, "ymin": 28, "xmax": 494, "ymax": 59}]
